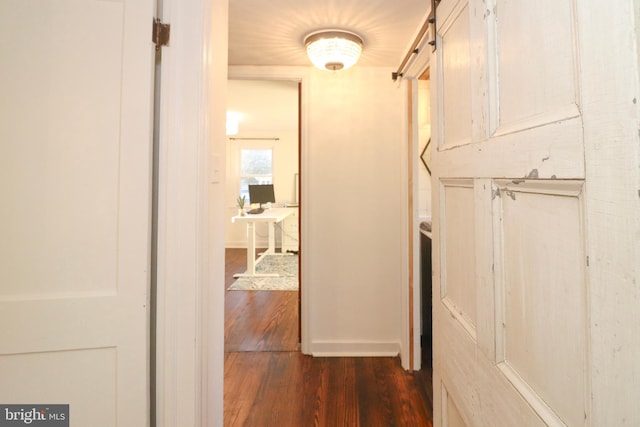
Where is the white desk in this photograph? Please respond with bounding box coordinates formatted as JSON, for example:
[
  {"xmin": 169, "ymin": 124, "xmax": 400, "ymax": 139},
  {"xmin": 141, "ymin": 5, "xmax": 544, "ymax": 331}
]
[{"xmin": 231, "ymin": 207, "xmax": 295, "ymax": 278}]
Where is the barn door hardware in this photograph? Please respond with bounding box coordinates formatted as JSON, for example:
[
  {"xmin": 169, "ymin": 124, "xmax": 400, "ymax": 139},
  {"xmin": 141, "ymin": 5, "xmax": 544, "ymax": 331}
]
[{"xmin": 392, "ymin": 0, "xmax": 440, "ymax": 80}]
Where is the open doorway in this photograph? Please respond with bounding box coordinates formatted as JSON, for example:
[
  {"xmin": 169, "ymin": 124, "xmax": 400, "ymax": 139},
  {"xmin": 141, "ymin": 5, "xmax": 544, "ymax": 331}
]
[
  {"xmin": 223, "ymin": 79, "xmax": 301, "ymax": 352},
  {"xmin": 416, "ymin": 68, "xmax": 433, "ymax": 369}
]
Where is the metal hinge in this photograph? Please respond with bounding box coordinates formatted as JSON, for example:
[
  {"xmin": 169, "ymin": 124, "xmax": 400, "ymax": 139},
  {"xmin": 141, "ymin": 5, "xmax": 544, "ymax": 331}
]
[{"xmin": 152, "ymin": 18, "xmax": 170, "ymax": 50}]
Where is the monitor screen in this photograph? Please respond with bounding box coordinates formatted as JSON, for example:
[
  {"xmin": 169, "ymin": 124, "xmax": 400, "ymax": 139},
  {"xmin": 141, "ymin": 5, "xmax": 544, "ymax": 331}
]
[{"xmin": 248, "ymin": 184, "xmax": 276, "ymax": 205}]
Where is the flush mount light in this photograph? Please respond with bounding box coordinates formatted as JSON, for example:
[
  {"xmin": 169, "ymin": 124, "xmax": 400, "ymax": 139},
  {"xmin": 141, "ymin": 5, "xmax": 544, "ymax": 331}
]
[{"xmin": 304, "ymin": 30, "xmax": 364, "ymax": 71}]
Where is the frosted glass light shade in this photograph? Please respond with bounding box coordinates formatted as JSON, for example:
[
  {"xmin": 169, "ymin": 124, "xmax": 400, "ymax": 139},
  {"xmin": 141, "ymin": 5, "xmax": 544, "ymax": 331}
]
[{"xmin": 304, "ymin": 30, "xmax": 364, "ymax": 71}]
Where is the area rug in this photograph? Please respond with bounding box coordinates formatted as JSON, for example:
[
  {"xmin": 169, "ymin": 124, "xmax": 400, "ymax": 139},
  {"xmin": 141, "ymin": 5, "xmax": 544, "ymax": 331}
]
[{"xmin": 228, "ymin": 254, "xmax": 298, "ymax": 291}]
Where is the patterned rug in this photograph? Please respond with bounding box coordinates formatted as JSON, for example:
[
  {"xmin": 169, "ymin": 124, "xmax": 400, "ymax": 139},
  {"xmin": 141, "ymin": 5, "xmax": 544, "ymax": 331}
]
[{"xmin": 228, "ymin": 254, "xmax": 298, "ymax": 291}]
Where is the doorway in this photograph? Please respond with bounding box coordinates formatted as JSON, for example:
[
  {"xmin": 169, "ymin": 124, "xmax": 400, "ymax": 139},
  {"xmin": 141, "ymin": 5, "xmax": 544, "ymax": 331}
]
[{"xmin": 224, "ymin": 78, "xmax": 302, "ymax": 351}]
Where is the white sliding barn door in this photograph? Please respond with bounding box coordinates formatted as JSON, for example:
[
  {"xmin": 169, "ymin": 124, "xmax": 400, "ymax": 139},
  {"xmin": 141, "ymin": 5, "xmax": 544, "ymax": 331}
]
[
  {"xmin": 0, "ymin": 0, "xmax": 155, "ymax": 425},
  {"xmin": 431, "ymin": 0, "xmax": 592, "ymax": 425}
]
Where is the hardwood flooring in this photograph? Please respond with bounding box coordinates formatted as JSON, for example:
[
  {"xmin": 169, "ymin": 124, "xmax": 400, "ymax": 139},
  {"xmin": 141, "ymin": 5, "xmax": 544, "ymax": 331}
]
[
  {"xmin": 224, "ymin": 248, "xmax": 433, "ymax": 426},
  {"xmin": 225, "ymin": 248, "xmax": 298, "ymax": 352}
]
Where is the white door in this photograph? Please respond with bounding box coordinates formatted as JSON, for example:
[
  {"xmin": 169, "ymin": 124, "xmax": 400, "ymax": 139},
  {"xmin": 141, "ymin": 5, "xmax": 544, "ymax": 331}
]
[
  {"xmin": 0, "ymin": 0, "xmax": 155, "ymax": 425},
  {"xmin": 431, "ymin": 0, "xmax": 592, "ymax": 425}
]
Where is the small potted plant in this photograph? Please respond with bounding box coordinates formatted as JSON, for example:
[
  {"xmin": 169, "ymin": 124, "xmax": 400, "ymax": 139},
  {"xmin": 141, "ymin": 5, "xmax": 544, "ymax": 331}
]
[{"xmin": 236, "ymin": 195, "xmax": 247, "ymax": 216}]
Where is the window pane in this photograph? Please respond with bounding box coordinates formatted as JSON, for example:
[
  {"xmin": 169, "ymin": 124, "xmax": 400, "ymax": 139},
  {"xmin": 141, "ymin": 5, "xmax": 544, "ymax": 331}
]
[
  {"xmin": 239, "ymin": 148, "xmax": 273, "ymax": 203},
  {"xmin": 241, "ymin": 149, "xmax": 272, "ymax": 175}
]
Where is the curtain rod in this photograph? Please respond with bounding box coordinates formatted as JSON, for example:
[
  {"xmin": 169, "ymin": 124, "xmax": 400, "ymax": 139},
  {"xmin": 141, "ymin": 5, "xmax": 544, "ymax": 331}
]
[
  {"xmin": 392, "ymin": 1, "xmax": 438, "ymax": 81},
  {"xmin": 228, "ymin": 137, "xmax": 280, "ymax": 141}
]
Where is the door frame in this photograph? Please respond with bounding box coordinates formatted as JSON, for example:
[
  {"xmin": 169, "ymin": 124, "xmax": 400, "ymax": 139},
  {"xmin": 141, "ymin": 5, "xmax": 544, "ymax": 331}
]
[
  {"xmin": 400, "ymin": 20, "xmax": 434, "ymax": 371},
  {"xmin": 153, "ymin": 0, "xmax": 227, "ymax": 425}
]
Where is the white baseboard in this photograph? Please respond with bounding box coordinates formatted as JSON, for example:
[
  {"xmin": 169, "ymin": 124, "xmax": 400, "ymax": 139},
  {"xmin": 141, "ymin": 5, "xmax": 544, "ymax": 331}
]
[
  {"xmin": 225, "ymin": 241, "xmax": 246, "ymax": 248},
  {"xmin": 310, "ymin": 341, "xmax": 401, "ymax": 357},
  {"xmin": 225, "ymin": 240, "xmax": 270, "ymax": 249}
]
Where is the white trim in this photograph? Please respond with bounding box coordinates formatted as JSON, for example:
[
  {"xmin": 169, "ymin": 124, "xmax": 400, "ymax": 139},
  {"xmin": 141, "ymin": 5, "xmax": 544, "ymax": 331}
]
[
  {"xmin": 310, "ymin": 341, "xmax": 401, "ymax": 357},
  {"xmin": 200, "ymin": 0, "xmax": 227, "ymax": 425},
  {"xmin": 410, "ymin": 80, "xmax": 423, "ymax": 371},
  {"xmin": 226, "ymin": 240, "xmax": 269, "ymax": 249},
  {"xmin": 399, "ymin": 34, "xmax": 433, "ymax": 371},
  {"xmin": 398, "ymin": 78, "xmax": 411, "ymax": 370},
  {"xmin": 229, "ymin": 65, "xmax": 310, "ymax": 81},
  {"xmin": 155, "ymin": 0, "xmax": 226, "ymax": 426}
]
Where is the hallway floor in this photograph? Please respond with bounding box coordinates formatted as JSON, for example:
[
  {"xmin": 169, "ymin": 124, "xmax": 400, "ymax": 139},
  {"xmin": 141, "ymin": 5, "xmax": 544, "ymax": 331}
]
[{"xmin": 224, "ymin": 248, "xmax": 433, "ymax": 426}]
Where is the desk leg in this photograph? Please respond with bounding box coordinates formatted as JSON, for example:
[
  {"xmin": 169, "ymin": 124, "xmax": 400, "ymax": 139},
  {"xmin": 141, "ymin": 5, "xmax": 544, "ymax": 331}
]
[
  {"xmin": 233, "ymin": 218, "xmax": 280, "ymax": 278},
  {"xmin": 246, "ymin": 222, "xmax": 256, "ymax": 275},
  {"xmin": 279, "ymin": 221, "xmax": 285, "ymax": 252},
  {"xmin": 266, "ymin": 221, "xmax": 276, "ymax": 254}
]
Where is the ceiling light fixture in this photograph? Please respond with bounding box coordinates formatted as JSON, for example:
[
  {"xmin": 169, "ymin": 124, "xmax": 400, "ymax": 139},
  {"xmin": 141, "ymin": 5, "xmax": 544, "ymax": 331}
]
[{"xmin": 304, "ymin": 30, "xmax": 364, "ymax": 71}]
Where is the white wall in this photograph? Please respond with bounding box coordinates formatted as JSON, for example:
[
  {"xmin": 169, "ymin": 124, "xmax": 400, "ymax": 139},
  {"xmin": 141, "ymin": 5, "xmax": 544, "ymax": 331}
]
[
  {"xmin": 228, "ymin": 64, "xmax": 405, "ymax": 356},
  {"xmin": 304, "ymin": 67, "xmax": 404, "ymax": 355},
  {"xmin": 225, "ymin": 80, "xmax": 299, "ymax": 248}
]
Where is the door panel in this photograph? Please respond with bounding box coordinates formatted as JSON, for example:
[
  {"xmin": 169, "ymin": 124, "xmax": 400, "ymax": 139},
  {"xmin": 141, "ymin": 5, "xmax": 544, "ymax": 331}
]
[
  {"xmin": 492, "ymin": 0, "xmax": 579, "ymax": 134},
  {"xmin": 441, "ymin": 180, "xmax": 477, "ymax": 337},
  {"xmin": 443, "ymin": 385, "xmax": 468, "ymax": 427},
  {"xmin": 3, "ymin": 349, "xmax": 117, "ymax": 424},
  {"xmin": 0, "ymin": 0, "xmax": 154, "ymax": 425},
  {"xmin": 432, "ymin": 0, "xmax": 589, "ymax": 425},
  {"xmin": 0, "ymin": 1, "xmax": 125, "ymax": 297},
  {"xmin": 495, "ymin": 180, "xmax": 587, "ymax": 426},
  {"xmin": 440, "ymin": 1, "xmax": 473, "ymax": 150}
]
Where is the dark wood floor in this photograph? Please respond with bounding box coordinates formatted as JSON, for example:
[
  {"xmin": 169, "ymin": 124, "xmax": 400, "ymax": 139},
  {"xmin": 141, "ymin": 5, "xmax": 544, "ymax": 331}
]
[{"xmin": 224, "ymin": 248, "xmax": 433, "ymax": 426}]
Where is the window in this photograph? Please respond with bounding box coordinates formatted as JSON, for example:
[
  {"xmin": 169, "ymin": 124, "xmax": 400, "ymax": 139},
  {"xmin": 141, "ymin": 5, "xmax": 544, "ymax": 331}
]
[{"xmin": 240, "ymin": 148, "xmax": 273, "ymax": 202}]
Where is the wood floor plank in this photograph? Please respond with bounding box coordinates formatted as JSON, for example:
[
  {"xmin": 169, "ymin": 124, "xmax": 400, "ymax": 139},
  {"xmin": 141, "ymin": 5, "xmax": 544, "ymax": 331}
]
[
  {"xmin": 355, "ymin": 357, "xmax": 395, "ymax": 426},
  {"xmin": 223, "ymin": 352, "xmax": 271, "ymax": 425},
  {"xmin": 327, "ymin": 358, "xmax": 360, "ymax": 426},
  {"xmin": 224, "ymin": 353, "xmax": 434, "ymax": 426},
  {"xmin": 240, "ymin": 352, "xmax": 305, "ymax": 426},
  {"xmin": 225, "ymin": 248, "xmax": 299, "ymax": 352},
  {"xmin": 225, "ymin": 290, "xmax": 299, "ymax": 352}
]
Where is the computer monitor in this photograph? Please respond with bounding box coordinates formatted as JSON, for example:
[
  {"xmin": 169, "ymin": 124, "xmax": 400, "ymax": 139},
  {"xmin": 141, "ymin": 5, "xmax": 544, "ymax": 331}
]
[{"xmin": 248, "ymin": 184, "xmax": 276, "ymax": 205}]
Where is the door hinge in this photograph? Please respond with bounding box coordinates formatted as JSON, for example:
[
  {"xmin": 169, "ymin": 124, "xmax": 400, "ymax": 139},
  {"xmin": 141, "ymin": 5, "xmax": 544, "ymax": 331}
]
[{"xmin": 152, "ymin": 18, "xmax": 170, "ymax": 50}]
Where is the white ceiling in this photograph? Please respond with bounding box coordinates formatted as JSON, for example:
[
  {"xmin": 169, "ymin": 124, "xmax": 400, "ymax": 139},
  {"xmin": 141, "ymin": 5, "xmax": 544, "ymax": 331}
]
[{"xmin": 228, "ymin": 0, "xmax": 428, "ymax": 68}]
